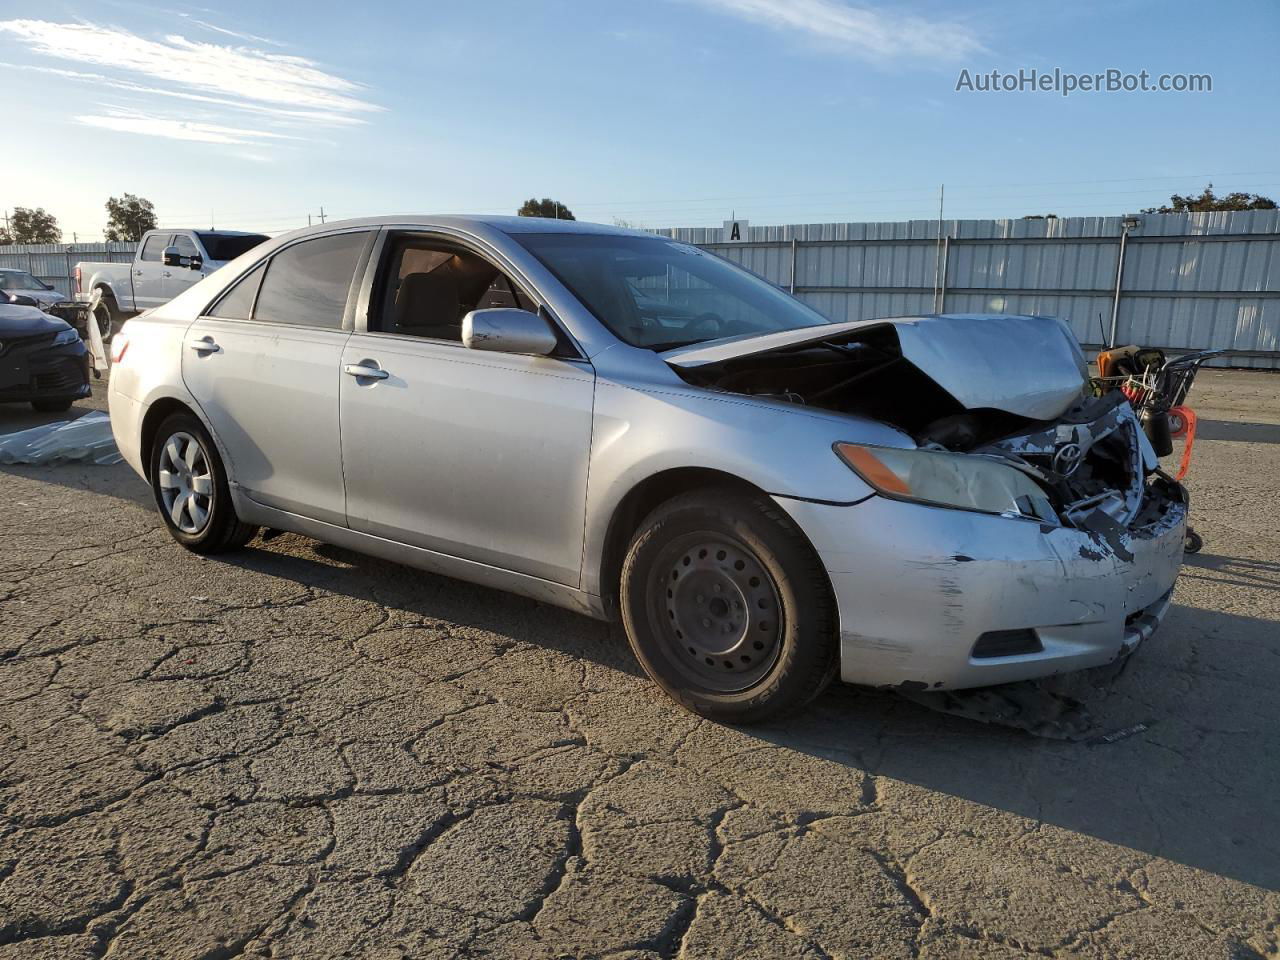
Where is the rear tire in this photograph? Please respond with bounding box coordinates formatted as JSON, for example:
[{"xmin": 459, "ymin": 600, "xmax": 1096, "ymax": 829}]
[
  {"xmin": 93, "ymin": 292, "xmax": 118, "ymax": 341},
  {"xmin": 31, "ymin": 398, "xmax": 73, "ymax": 413},
  {"xmin": 149, "ymin": 412, "xmax": 257, "ymax": 554},
  {"xmin": 620, "ymin": 488, "xmax": 838, "ymax": 724}
]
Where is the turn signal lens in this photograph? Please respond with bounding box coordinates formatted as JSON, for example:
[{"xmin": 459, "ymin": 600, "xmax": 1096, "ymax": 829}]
[
  {"xmin": 833, "ymin": 443, "xmax": 910, "ymax": 495},
  {"xmin": 834, "ymin": 442, "xmax": 1056, "ymax": 521},
  {"xmin": 110, "ymin": 331, "xmax": 129, "ymax": 364}
]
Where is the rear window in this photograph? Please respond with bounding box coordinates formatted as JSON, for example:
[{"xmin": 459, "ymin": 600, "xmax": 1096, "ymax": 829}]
[
  {"xmin": 208, "ymin": 262, "xmax": 266, "ymax": 319},
  {"xmin": 252, "ymin": 232, "xmax": 369, "ymax": 329},
  {"xmin": 197, "ymin": 232, "xmax": 269, "ymax": 262}
]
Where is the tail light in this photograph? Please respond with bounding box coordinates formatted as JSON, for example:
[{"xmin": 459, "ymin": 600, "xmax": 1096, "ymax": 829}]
[
  {"xmin": 110, "ymin": 330, "xmax": 129, "ymax": 364},
  {"xmin": 74, "ymin": 266, "xmax": 82, "ymax": 294}
]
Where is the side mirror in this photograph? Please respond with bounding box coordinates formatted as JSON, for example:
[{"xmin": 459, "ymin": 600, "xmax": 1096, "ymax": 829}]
[
  {"xmin": 162, "ymin": 246, "xmax": 182, "ymax": 267},
  {"xmin": 188, "ymin": 254, "xmax": 203, "ymax": 271},
  {"xmin": 462, "ymin": 308, "xmax": 558, "ymax": 356}
]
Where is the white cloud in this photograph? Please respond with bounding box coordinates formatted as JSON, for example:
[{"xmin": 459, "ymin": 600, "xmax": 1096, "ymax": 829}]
[
  {"xmin": 0, "ymin": 19, "xmax": 379, "ymax": 118},
  {"xmin": 76, "ymin": 110, "xmax": 306, "ymax": 144},
  {"xmin": 1, "ymin": 62, "xmax": 367, "ymax": 126},
  {"xmin": 187, "ymin": 18, "xmax": 285, "ymax": 48},
  {"xmin": 685, "ymin": 0, "xmax": 984, "ymax": 61}
]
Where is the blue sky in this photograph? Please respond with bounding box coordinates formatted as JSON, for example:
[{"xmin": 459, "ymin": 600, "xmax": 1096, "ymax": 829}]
[{"xmin": 1, "ymin": 0, "xmax": 1277, "ymax": 240}]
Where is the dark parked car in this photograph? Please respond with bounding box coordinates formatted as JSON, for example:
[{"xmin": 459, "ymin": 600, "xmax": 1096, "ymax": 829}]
[{"xmin": 0, "ymin": 302, "xmax": 90, "ymax": 412}]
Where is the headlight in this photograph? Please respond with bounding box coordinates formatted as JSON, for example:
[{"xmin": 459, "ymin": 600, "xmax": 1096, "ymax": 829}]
[
  {"xmin": 835, "ymin": 442, "xmax": 1056, "ymax": 522},
  {"xmin": 52, "ymin": 327, "xmax": 81, "ymax": 346}
]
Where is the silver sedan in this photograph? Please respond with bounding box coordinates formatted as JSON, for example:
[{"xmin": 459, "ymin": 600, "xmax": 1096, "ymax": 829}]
[{"xmin": 107, "ymin": 217, "xmax": 1186, "ymax": 722}]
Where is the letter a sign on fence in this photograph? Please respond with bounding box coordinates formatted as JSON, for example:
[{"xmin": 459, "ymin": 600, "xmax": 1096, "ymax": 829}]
[{"xmin": 723, "ymin": 219, "xmax": 749, "ymax": 242}]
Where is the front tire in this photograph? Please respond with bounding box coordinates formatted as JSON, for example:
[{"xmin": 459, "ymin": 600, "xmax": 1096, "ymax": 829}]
[
  {"xmin": 620, "ymin": 489, "xmax": 838, "ymax": 724},
  {"xmin": 149, "ymin": 412, "xmax": 257, "ymax": 553}
]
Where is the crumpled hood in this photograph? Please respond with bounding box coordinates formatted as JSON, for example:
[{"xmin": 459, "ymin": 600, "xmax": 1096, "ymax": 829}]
[
  {"xmin": 0, "ymin": 302, "xmax": 72, "ymax": 336},
  {"xmin": 663, "ymin": 313, "xmax": 1089, "ymax": 421}
]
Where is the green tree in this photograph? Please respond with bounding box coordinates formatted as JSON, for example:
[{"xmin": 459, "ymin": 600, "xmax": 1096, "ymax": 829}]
[
  {"xmin": 1021, "ymin": 213, "xmax": 1058, "ymax": 220},
  {"xmin": 7, "ymin": 206, "xmax": 61, "ymax": 243},
  {"xmin": 104, "ymin": 193, "xmax": 158, "ymax": 242},
  {"xmin": 517, "ymin": 197, "xmax": 575, "ymax": 220},
  {"xmin": 1142, "ymin": 184, "xmax": 1277, "ymax": 214}
]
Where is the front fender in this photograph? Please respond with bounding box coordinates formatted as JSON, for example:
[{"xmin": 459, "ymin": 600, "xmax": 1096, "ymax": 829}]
[{"xmin": 580, "ymin": 376, "xmax": 904, "ymax": 596}]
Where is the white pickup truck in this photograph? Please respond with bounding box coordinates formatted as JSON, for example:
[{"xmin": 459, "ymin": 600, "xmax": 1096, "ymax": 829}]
[{"xmin": 75, "ymin": 229, "xmax": 267, "ymax": 334}]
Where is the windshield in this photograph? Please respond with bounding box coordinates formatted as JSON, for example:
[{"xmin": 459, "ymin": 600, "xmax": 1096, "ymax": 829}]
[
  {"xmin": 0, "ymin": 270, "xmax": 50, "ymax": 291},
  {"xmin": 514, "ymin": 233, "xmax": 830, "ymax": 349},
  {"xmin": 197, "ymin": 232, "xmax": 269, "ymax": 262}
]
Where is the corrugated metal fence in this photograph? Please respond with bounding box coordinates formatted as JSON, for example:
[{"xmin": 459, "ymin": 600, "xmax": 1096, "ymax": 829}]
[
  {"xmin": 661, "ymin": 210, "xmax": 1280, "ymax": 368},
  {"xmin": 0, "ymin": 242, "xmax": 135, "ymax": 298}
]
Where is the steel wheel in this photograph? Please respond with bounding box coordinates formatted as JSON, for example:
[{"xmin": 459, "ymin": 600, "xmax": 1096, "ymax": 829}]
[
  {"xmin": 652, "ymin": 534, "xmax": 784, "ymax": 693},
  {"xmin": 157, "ymin": 431, "xmax": 214, "ymax": 534},
  {"xmin": 93, "ymin": 301, "xmax": 113, "ymax": 341}
]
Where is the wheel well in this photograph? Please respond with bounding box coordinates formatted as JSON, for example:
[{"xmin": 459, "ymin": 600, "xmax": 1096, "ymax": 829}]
[
  {"xmin": 93, "ymin": 284, "xmax": 116, "ymax": 303},
  {"xmin": 139, "ymin": 398, "xmax": 196, "ymax": 480},
  {"xmin": 598, "ymin": 467, "xmax": 765, "ymax": 617}
]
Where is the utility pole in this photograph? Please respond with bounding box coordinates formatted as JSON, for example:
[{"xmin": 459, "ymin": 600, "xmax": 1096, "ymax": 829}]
[
  {"xmin": 307, "ymin": 214, "xmax": 312, "ymax": 227},
  {"xmin": 318, "ymin": 206, "xmax": 327, "ymax": 224},
  {"xmin": 933, "ymin": 185, "xmax": 945, "ymax": 312}
]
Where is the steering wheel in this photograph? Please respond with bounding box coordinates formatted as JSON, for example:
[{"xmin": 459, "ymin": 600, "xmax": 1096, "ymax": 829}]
[{"xmin": 687, "ymin": 312, "xmax": 724, "ymax": 339}]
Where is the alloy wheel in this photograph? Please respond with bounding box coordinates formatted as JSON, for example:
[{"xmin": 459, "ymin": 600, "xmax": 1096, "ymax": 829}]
[{"xmin": 157, "ymin": 431, "xmax": 214, "ymax": 534}]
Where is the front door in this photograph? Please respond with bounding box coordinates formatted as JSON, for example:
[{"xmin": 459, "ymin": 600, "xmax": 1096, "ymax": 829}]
[
  {"xmin": 339, "ymin": 232, "xmax": 594, "ymax": 586},
  {"xmin": 182, "ymin": 230, "xmax": 372, "ymax": 526},
  {"xmin": 164, "ymin": 234, "xmax": 206, "ymax": 301},
  {"xmin": 133, "ymin": 233, "xmax": 171, "ymax": 310}
]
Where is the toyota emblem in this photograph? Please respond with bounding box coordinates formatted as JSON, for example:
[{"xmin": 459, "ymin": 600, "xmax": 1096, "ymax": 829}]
[{"xmin": 1052, "ymin": 442, "xmax": 1084, "ymax": 477}]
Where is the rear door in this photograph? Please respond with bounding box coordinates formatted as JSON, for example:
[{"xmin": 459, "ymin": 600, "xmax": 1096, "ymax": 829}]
[
  {"xmin": 339, "ymin": 230, "xmax": 595, "ymax": 586},
  {"xmin": 133, "ymin": 233, "xmax": 171, "ymax": 309},
  {"xmin": 182, "ymin": 229, "xmax": 373, "ymax": 525}
]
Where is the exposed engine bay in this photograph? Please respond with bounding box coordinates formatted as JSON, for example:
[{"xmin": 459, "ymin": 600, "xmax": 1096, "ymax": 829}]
[{"xmin": 667, "ymin": 318, "xmax": 1185, "ymax": 542}]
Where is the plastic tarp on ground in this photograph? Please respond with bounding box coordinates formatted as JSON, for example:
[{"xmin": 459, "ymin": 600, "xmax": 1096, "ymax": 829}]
[{"xmin": 0, "ymin": 412, "xmax": 122, "ymax": 465}]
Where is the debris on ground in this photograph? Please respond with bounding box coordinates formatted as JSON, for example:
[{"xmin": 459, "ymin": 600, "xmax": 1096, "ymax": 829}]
[{"xmin": 0, "ymin": 411, "xmax": 122, "ymax": 465}]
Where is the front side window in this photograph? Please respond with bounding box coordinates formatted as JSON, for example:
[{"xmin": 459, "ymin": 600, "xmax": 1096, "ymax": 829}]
[
  {"xmin": 514, "ymin": 233, "xmax": 829, "ymax": 350},
  {"xmin": 139, "ymin": 235, "xmax": 169, "ymax": 262},
  {"xmin": 252, "ymin": 232, "xmax": 369, "ymax": 329},
  {"xmin": 373, "ymin": 235, "xmax": 536, "ymax": 342},
  {"xmin": 174, "ymin": 235, "xmax": 198, "ymax": 258}
]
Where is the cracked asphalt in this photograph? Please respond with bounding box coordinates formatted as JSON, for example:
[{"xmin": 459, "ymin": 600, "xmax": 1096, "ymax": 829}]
[{"xmin": 1, "ymin": 370, "xmax": 1278, "ymax": 959}]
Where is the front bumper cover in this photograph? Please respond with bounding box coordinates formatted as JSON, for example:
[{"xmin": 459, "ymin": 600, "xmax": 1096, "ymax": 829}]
[
  {"xmin": 776, "ymin": 478, "xmax": 1187, "ymax": 690},
  {"xmin": 0, "ymin": 335, "xmax": 91, "ymax": 403}
]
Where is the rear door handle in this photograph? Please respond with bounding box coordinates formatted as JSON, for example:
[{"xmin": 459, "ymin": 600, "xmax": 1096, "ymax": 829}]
[
  {"xmin": 344, "ymin": 362, "xmax": 388, "ymax": 380},
  {"xmin": 162, "ymin": 271, "xmax": 172, "ymax": 278},
  {"xmin": 188, "ymin": 336, "xmax": 221, "ymax": 354}
]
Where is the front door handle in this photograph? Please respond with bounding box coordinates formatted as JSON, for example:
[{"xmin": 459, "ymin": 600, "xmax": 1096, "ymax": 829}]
[
  {"xmin": 188, "ymin": 336, "xmax": 221, "ymax": 354},
  {"xmin": 344, "ymin": 362, "xmax": 389, "ymax": 380},
  {"xmin": 162, "ymin": 271, "xmax": 172, "ymax": 278}
]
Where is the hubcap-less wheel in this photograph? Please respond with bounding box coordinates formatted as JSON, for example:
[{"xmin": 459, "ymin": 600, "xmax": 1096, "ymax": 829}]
[
  {"xmin": 653, "ymin": 535, "xmax": 783, "ymax": 692},
  {"xmin": 157, "ymin": 431, "xmax": 213, "ymax": 534},
  {"xmin": 94, "ymin": 303, "xmax": 112, "ymax": 341}
]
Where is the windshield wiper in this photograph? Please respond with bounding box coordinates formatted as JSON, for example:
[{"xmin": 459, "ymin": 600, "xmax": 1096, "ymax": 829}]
[{"xmin": 646, "ymin": 339, "xmax": 705, "ymax": 352}]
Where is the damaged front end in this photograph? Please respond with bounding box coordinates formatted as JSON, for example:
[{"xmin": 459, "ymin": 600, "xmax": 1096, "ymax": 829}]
[
  {"xmin": 668, "ymin": 314, "xmax": 1188, "ymax": 689},
  {"xmin": 667, "ymin": 314, "xmax": 1185, "ymax": 559}
]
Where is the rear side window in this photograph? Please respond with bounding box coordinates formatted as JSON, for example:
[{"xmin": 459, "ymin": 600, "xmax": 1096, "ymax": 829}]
[
  {"xmin": 139, "ymin": 235, "xmax": 168, "ymax": 262},
  {"xmin": 208, "ymin": 262, "xmax": 266, "ymax": 319},
  {"xmin": 252, "ymin": 232, "xmax": 369, "ymax": 329}
]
